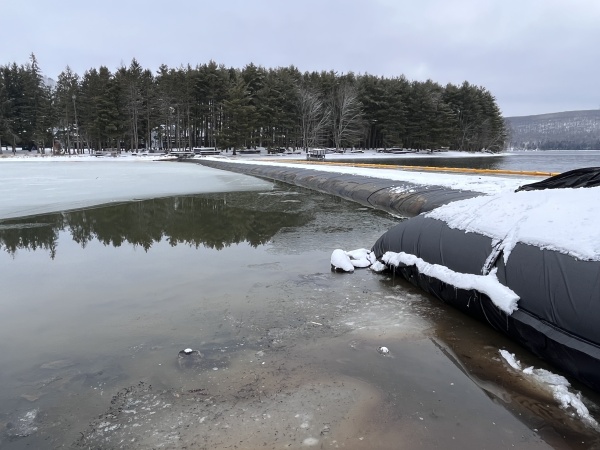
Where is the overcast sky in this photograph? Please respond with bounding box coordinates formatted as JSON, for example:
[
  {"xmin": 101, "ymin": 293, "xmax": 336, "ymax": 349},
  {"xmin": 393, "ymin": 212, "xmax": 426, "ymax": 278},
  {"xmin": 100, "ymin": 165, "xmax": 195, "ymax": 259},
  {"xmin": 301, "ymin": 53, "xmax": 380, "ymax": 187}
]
[{"xmin": 2, "ymin": 0, "xmax": 599, "ymax": 117}]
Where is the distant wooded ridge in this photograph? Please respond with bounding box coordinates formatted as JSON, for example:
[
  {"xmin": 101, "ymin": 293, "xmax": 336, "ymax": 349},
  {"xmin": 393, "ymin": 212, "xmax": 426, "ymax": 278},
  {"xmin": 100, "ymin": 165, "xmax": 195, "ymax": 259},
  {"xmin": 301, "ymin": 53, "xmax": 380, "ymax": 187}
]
[
  {"xmin": 505, "ymin": 110, "xmax": 600, "ymax": 150},
  {"xmin": 1, "ymin": 54, "xmax": 506, "ymax": 154}
]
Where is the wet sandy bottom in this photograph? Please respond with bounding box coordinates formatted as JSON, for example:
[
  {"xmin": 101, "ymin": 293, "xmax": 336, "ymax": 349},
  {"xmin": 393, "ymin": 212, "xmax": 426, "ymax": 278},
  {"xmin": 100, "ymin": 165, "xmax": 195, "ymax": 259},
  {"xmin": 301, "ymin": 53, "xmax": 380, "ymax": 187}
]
[
  {"xmin": 71, "ymin": 331, "xmax": 554, "ymax": 450},
  {"xmin": 66, "ymin": 275, "xmax": 599, "ymax": 450},
  {"xmin": 4, "ymin": 269, "xmax": 600, "ymax": 450}
]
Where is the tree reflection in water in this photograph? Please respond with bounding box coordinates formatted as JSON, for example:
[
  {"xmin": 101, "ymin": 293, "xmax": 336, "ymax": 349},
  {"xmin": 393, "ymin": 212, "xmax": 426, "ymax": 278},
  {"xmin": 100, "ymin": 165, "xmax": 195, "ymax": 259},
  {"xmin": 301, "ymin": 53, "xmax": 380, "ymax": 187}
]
[{"xmin": 0, "ymin": 190, "xmax": 312, "ymax": 258}]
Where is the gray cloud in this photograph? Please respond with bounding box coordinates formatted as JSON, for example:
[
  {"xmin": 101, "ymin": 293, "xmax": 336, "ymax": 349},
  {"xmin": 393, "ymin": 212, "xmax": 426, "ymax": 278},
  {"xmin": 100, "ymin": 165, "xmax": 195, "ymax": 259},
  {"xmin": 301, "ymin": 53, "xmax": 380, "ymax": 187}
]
[{"xmin": 3, "ymin": 0, "xmax": 599, "ymax": 116}]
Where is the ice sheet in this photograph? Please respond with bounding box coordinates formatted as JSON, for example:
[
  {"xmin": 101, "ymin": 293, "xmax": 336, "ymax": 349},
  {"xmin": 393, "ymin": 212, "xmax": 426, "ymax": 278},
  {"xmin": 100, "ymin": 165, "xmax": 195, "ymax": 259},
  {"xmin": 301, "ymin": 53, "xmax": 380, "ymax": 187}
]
[{"xmin": 0, "ymin": 159, "xmax": 272, "ymax": 220}]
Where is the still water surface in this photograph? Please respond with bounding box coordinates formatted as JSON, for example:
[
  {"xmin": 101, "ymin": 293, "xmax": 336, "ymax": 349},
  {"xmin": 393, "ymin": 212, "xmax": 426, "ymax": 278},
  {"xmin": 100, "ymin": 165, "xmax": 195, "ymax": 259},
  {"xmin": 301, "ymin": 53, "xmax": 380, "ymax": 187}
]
[
  {"xmin": 1, "ymin": 166, "xmax": 600, "ymax": 448},
  {"xmin": 343, "ymin": 149, "xmax": 600, "ymax": 173}
]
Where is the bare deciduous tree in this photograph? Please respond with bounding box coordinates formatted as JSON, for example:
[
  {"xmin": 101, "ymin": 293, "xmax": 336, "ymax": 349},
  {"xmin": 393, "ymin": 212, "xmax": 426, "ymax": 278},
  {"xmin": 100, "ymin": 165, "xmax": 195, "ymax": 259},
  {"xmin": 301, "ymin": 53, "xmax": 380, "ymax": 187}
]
[
  {"xmin": 298, "ymin": 86, "xmax": 329, "ymax": 151},
  {"xmin": 331, "ymin": 82, "xmax": 364, "ymax": 151}
]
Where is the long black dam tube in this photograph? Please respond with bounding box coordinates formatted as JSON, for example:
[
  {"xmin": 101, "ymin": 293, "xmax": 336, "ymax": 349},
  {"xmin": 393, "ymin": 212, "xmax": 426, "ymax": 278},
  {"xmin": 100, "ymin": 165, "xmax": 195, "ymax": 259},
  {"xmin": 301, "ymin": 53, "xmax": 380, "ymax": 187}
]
[{"xmin": 184, "ymin": 159, "xmax": 481, "ymax": 217}]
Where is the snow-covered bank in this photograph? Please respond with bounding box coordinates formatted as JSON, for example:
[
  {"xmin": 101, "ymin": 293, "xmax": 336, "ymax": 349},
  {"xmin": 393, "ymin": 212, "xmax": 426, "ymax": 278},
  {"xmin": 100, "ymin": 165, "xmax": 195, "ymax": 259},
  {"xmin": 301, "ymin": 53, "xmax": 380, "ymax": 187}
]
[{"xmin": 0, "ymin": 159, "xmax": 272, "ymax": 220}]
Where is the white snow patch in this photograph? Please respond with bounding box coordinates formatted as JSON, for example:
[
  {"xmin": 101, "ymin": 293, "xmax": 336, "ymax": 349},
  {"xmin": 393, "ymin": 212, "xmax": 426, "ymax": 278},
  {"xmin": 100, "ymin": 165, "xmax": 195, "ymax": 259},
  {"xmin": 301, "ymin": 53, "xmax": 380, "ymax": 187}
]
[
  {"xmin": 500, "ymin": 350, "xmax": 600, "ymax": 431},
  {"xmin": 370, "ymin": 260, "xmax": 387, "ymax": 272},
  {"xmin": 345, "ymin": 248, "xmax": 374, "ymax": 268},
  {"xmin": 331, "ymin": 248, "xmax": 379, "ymax": 272},
  {"xmin": 382, "ymin": 251, "xmax": 519, "ymax": 314},
  {"xmin": 426, "ymin": 187, "xmax": 600, "ymax": 262},
  {"xmin": 498, "ymin": 349, "xmax": 522, "ymax": 371},
  {"xmin": 331, "ymin": 249, "xmax": 355, "ymax": 272}
]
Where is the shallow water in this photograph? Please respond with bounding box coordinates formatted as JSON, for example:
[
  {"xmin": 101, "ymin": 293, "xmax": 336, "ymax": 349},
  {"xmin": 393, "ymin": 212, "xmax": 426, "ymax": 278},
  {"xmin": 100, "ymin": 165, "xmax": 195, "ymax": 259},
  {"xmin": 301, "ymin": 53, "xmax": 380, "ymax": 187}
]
[{"xmin": 1, "ymin": 182, "xmax": 599, "ymax": 449}]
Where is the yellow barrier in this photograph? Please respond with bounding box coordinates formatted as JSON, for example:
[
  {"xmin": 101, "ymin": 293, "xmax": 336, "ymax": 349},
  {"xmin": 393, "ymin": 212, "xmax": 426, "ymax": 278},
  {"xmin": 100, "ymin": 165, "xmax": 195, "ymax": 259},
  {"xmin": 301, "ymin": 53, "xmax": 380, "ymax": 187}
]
[{"xmin": 277, "ymin": 160, "xmax": 559, "ymax": 177}]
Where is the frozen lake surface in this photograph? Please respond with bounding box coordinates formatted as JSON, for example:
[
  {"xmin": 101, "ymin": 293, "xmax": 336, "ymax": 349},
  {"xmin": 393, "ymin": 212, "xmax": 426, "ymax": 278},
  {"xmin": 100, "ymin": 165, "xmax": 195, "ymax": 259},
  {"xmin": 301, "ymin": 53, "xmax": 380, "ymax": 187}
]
[{"xmin": 0, "ymin": 158, "xmax": 272, "ymax": 219}]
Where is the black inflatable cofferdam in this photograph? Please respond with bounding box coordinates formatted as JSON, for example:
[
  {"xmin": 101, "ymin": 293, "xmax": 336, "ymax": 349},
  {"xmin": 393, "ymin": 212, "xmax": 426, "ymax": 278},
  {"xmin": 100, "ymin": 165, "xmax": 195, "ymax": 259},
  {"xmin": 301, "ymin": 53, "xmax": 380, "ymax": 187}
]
[
  {"xmin": 187, "ymin": 160, "xmax": 481, "ymax": 217},
  {"xmin": 372, "ymin": 215, "xmax": 600, "ymax": 392}
]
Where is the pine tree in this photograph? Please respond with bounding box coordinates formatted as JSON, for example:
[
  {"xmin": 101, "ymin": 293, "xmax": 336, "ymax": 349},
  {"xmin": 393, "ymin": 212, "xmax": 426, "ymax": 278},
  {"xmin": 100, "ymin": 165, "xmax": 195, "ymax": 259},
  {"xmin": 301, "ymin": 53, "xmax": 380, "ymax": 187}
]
[
  {"xmin": 241, "ymin": 63, "xmax": 265, "ymax": 148},
  {"xmin": 219, "ymin": 76, "xmax": 255, "ymax": 154},
  {"xmin": 23, "ymin": 54, "xmax": 53, "ymax": 152},
  {"xmin": 54, "ymin": 66, "xmax": 80, "ymax": 154},
  {"xmin": 115, "ymin": 59, "xmax": 145, "ymax": 151},
  {"xmin": 0, "ymin": 66, "xmax": 9, "ymax": 153}
]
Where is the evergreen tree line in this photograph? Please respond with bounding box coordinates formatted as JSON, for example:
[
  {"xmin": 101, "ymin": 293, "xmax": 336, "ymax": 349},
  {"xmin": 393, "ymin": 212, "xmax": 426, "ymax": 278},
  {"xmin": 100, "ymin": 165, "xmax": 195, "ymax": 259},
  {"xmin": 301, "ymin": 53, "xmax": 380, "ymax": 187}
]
[{"xmin": 0, "ymin": 54, "xmax": 507, "ymax": 154}]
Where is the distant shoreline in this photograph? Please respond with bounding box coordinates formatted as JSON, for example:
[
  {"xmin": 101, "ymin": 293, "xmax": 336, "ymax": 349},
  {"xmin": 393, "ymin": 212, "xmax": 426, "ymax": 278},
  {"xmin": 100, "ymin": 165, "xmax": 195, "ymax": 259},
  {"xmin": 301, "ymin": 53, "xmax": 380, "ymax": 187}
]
[{"xmin": 0, "ymin": 148, "xmax": 505, "ymax": 162}]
